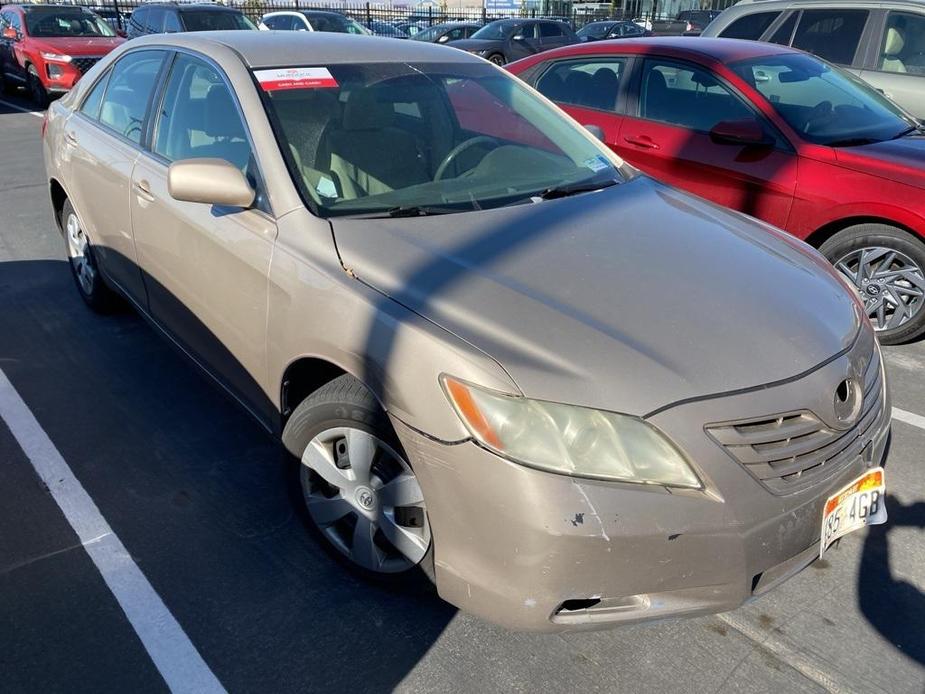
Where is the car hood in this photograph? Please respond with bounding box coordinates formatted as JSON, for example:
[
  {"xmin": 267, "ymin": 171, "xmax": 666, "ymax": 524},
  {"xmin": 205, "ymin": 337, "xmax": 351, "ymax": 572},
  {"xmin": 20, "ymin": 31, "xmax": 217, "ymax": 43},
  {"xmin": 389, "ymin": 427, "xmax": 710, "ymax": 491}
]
[
  {"xmin": 31, "ymin": 36, "xmax": 124, "ymax": 55},
  {"xmin": 446, "ymin": 38, "xmax": 502, "ymax": 51},
  {"xmin": 833, "ymin": 134, "xmax": 925, "ymax": 189},
  {"xmin": 330, "ymin": 177, "xmax": 861, "ymax": 417}
]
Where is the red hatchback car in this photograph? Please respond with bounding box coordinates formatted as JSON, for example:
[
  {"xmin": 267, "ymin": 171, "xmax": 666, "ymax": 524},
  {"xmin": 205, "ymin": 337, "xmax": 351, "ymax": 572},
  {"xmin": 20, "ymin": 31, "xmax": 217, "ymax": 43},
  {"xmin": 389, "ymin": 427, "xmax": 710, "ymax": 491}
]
[
  {"xmin": 0, "ymin": 4, "xmax": 123, "ymax": 107},
  {"xmin": 509, "ymin": 38, "xmax": 925, "ymax": 344}
]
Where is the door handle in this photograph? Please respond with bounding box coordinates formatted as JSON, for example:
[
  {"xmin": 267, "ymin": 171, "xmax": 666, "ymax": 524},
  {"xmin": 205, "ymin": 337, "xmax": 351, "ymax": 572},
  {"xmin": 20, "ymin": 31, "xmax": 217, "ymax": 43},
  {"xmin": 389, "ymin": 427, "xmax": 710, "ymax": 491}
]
[
  {"xmin": 623, "ymin": 135, "xmax": 660, "ymax": 150},
  {"xmin": 64, "ymin": 131, "xmax": 78, "ymax": 146},
  {"xmin": 133, "ymin": 179, "xmax": 155, "ymax": 202}
]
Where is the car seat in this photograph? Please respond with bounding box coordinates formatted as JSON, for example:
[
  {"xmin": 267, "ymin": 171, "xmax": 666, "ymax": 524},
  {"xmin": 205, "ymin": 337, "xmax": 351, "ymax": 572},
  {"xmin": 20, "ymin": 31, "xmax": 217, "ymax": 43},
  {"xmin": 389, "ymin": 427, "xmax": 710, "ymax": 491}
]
[{"xmin": 881, "ymin": 27, "xmax": 907, "ymax": 73}]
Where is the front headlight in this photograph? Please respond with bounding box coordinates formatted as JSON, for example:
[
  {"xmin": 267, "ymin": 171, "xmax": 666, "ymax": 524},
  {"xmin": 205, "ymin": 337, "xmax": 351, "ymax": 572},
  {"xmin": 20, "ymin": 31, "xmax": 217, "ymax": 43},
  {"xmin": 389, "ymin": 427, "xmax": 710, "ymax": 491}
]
[
  {"xmin": 442, "ymin": 376, "xmax": 701, "ymax": 488},
  {"xmin": 41, "ymin": 52, "xmax": 72, "ymax": 63}
]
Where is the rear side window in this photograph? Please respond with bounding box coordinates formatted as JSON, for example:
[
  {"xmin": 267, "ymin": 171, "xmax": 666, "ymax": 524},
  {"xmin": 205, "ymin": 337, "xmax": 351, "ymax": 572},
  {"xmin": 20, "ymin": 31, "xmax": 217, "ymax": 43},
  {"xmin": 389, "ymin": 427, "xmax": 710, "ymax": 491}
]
[
  {"xmin": 263, "ymin": 14, "xmax": 291, "ymax": 30},
  {"xmin": 536, "ymin": 58, "xmax": 627, "ymax": 112},
  {"xmin": 79, "ymin": 70, "xmax": 110, "ymax": 120},
  {"xmin": 878, "ymin": 12, "xmax": 925, "ymax": 75},
  {"xmin": 791, "ymin": 9, "xmax": 869, "ymax": 66},
  {"xmin": 539, "ymin": 22, "xmax": 564, "ymax": 37},
  {"xmin": 719, "ymin": 11, "xmax": 780, "ymax": 40},
  {"xmin": 99, "ymin": 50, "xmax": 164, "ymax": 143},
  {"xmin": 769, "ymin": 12, "xmax": 798, "ymax": 45},
  {"xmin": 129, "ymin": 7, "xmax": 146, "ymax": 34}
]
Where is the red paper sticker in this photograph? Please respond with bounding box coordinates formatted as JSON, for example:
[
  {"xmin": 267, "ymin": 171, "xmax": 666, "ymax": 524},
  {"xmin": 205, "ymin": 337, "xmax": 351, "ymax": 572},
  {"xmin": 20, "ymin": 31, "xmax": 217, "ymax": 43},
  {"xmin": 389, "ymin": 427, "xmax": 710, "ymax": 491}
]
[{"xmin": 255, "ymin": 67, "xmax": 338, "ymax": 91}]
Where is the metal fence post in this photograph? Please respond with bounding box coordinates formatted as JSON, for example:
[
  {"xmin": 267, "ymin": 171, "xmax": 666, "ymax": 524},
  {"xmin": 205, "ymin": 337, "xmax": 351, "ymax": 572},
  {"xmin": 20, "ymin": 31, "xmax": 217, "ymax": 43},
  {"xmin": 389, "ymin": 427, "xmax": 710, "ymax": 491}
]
[{"xmin": 365, "ymin": 1, "xmax": 371, "ymax": 26}]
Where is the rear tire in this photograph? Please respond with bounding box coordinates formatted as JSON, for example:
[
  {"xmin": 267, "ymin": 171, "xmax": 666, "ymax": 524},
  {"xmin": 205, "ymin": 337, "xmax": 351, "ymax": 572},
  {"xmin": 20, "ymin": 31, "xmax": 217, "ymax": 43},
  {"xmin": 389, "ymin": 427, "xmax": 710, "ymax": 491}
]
[
  {"xmin": 282, "ymin": 374, "xmax": 436, "ymax": 586},
  {"xmin": 62, "ymin": 199, "xmax": 118, "ymax": 313},
  {"xmin": 27, "ymin": 64, "xmax": 48, "ymax": 109},
  {"xmin": 487, "ymin": 53, "xmax": 505, "ymax": 66},
  {"xmin": 819, "ymin": 223, "xmax": 925, "ymax": 344}
]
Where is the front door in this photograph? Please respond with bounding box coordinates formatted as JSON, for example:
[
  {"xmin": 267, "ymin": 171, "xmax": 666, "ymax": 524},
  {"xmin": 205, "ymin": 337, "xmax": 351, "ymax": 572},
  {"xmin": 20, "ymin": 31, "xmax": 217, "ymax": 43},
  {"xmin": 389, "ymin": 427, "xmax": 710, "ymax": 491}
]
[
  {"xmin": 130, "ymin": 52, "xmax": 277, "ymax": 424},
  {"xmin": 618, "ymin": 57, "xmax": 798, "ymax": 229},
  {"xmin": 859, "ymin": 10, "xmax": 925, "ymax": 121}
]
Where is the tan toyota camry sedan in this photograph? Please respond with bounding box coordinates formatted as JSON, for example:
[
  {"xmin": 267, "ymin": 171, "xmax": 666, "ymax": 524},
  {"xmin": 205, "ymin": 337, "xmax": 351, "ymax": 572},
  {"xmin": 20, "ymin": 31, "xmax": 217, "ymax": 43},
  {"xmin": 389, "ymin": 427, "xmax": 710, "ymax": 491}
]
[{"xmin": 43, "ymin": 31, "xmax": 891, "ymax": 632}]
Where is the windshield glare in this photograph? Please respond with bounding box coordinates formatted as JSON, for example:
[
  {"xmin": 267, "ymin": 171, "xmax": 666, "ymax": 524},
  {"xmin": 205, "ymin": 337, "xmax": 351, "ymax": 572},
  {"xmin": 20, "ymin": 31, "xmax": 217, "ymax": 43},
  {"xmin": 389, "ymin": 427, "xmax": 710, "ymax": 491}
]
[
  {"xmin": 26, "ymin": 11, "xmax": 115, "ymax": 37},
  {"xmin": 261, "ymin": 62, "xmax": 625, "ymax": 217},
  {"xmin": 180, "ymin": 11, "xmax": 255, "ymax": 32},
  {"xmin": 731, "ymin": 54, "xmax": 915, "ymax": 146},
  {"xmin": 471, "ymin": 21, "xmax": 516, "ymax": 40}
]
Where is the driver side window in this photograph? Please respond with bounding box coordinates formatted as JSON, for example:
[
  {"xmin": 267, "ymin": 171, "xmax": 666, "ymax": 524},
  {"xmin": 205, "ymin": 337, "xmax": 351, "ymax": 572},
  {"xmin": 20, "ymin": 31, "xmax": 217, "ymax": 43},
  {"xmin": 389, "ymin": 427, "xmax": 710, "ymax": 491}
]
[{"xmin": 98, "ymin": 50, "xmax": 165, "ymax": 144}]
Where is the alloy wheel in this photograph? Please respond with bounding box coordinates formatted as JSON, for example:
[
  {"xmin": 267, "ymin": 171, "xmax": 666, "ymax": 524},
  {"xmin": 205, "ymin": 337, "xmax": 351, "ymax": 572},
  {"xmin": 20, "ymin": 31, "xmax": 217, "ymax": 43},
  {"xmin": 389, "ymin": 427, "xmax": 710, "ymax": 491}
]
[
  {"xmin": 834, "ymin": 246, "xmax": 925, "ymax": 332},
  {"xmin": 300, "ymin": 427, "xmax": 430, "ymax": 573},
  {"xmin": 65, "ymin": 211, "xmax": 96, "ymax": 296}
]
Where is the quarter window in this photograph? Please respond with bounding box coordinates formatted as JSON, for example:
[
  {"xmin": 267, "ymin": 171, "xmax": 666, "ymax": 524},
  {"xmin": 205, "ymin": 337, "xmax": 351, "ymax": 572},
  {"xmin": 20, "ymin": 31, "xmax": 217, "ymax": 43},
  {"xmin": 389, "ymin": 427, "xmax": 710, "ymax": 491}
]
[
  {"xmin": 163, "ymin": 11, "xmax": 182, "ymax": 33},
  {"xmin": 99, "ymin": 50, "xmax": 164, "ymax": 144},
  {"xmin": 878, "ymin": 12, "xmax": 925, "ymax": 75},
  {"xmin": 718, "ymin": 11, "xmax": 780, "ymax": 40},
  {"xmin": 79, "ymin": 70, "xmax": 110, "ymax": 121},
  {"xmin": 536, "ymin": 58, "xmax": 627, "ymax": 112},
  {"xmin": 638, "ymin": 59, "xmax": 755, "ymax": 132},
  {"xmin": 791, "ymin": 9, "xmax": 869, "ymax": 66}
]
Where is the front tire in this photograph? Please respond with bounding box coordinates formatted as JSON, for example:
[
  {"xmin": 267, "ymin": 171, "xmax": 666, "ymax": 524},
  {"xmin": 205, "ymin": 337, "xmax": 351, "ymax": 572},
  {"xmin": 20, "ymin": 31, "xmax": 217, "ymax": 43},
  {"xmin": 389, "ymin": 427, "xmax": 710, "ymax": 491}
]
[
  {"xmin": 27, "ymin": 65, "xmax": 48, "ymax": 109},
  {"xmin": 820, "ymin": 223, "xmax": 925, "ymax": 344},
  {"xmin": 62, "ymin": 199, "xmax": 118, "ymax": 312},
  {"xmin": 487, "ymin": 53, "xmax": 505, "ymax": 66},
  {"xmin": 282, "ymin": 375, "xmax": 435, "ymax": 583}
]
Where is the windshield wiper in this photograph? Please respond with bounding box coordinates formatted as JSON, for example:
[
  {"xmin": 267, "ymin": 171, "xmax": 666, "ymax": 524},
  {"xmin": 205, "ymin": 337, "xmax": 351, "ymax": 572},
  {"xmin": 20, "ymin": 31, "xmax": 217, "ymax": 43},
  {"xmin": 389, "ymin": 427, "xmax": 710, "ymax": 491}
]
[
  {"xmin": 333, "ymin": 204, "xmax": 465, "ymax": 219},
  {"xmin": 890, "ymin": 124, "xmax": 925, "ymax": 140},
  {"xmin": 537, "ymin": 177, "xmax": 620, "ymax": 200},
  {"xmin": 824, "ymin": 137, "xmax": 880, "ymax": 148}
]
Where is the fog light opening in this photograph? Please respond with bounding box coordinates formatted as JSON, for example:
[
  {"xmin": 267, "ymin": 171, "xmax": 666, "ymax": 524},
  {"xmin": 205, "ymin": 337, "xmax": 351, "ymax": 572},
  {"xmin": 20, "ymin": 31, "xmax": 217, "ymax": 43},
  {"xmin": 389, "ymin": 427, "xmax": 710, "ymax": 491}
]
[{"xmin": 558, "ymin": 598, "xmax": 602, "ymax": 613}]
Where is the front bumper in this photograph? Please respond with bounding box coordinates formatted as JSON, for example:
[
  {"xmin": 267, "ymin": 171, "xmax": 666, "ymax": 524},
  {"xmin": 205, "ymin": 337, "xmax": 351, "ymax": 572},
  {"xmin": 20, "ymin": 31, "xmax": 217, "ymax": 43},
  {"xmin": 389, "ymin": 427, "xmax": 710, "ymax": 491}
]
[{"xmin": 394, "ymin": 331, "xmax": 891, "ymax": 632}]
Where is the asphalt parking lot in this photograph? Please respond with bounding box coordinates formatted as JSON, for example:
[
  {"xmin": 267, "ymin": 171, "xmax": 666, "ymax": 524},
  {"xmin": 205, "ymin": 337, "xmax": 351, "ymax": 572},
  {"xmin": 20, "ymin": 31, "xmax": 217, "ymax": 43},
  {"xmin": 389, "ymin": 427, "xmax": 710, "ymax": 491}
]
[{"xmin": 0, "ymin": 93, "xmax": 923, "ymax": 694}]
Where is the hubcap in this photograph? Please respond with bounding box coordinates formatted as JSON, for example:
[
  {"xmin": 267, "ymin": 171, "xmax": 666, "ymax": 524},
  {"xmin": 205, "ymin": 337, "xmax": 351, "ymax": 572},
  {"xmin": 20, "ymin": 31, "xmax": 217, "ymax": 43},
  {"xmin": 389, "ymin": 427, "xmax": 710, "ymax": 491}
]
[
  {"xmin": 65, "ymin": 212, "xmax": 96, "ymax": 296},
  {"xmin": 834, "ymin": 246, "xmax": 925, "ymax": 333},
  {"xmin": 300, "ymin": 427, "xmax": 430, "ymax": 573}
]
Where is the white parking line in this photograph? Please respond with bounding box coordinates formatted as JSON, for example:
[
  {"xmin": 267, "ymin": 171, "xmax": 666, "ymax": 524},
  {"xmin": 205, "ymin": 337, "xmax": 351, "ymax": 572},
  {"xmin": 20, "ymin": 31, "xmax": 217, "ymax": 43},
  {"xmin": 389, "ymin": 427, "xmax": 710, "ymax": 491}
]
[
  {"xmin": 0, "ymin": 98, "xmax": 43, "ymax": 118},
  {"xmin": 0, "ymin": 369, "xmax": 226, "ymax": 694},
  {"xmin": 892, "ymin": 407, "xmax": 925, "ymax": 431}
]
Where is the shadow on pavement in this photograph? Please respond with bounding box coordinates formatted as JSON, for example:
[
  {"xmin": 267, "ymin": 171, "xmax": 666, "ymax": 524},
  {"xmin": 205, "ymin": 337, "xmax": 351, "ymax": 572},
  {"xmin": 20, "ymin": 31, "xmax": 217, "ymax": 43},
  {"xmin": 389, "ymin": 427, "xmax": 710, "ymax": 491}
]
[
  {"xmin": 0, "ymin": 258, "xmax": 454, "ymax": 692},
  {"xmin": 858, "ymin": 494, "xmax": 925, "ymax": 666}
]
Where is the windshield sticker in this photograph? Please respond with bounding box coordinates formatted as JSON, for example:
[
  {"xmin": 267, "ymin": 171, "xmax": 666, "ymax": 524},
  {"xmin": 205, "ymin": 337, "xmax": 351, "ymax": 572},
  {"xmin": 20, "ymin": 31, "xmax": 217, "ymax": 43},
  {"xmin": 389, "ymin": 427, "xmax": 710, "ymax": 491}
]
[
  {"xmin": 255, "ymin": 67, "xmax": 338, "ymax": 91},
  {"xmin": 584, "ymin": 155, "xmax": 610, "ymax": 173}
]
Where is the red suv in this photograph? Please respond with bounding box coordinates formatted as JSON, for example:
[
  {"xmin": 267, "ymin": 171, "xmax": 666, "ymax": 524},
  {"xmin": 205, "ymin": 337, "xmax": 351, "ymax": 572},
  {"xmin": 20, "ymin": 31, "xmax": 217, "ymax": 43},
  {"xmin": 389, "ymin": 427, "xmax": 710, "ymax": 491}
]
[
  {"xmin": 509, "ymin": 38, "xmax": 925, "ymax": 344},
  {"xmin": 0, "ymin": 4, "xmax": 123, "ymax": 107}
]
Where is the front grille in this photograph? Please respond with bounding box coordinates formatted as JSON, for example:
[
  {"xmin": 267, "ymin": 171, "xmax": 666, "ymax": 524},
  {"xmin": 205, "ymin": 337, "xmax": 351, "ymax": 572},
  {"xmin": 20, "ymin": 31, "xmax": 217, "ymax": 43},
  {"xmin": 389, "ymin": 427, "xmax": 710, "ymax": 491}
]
[
  {"xmin": 71, "ymin": 57, "xmax": 102, "ymax": 75},
  {"xmin": 706, "ymin": 348, "xmax": 885, "ymax": 494}
]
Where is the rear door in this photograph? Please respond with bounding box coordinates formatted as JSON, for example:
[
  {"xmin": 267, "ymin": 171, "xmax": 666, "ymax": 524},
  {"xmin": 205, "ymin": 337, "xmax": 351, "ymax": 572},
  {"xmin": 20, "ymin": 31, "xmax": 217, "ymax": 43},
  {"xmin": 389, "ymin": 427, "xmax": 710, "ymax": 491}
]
[
  {"xmin": 618, "ymin": 57, "xmax": 798, "ymax": 228},
  {"xmin": 859, "ymin": 9, "xmax": 925, "ymax": 120},
  {"xmin": 538, "ymin": 22, "xmax": 571, "ymax": 51},
  {"xmin": 533, "ymin": 56, "xmax": 630, "ymax": 150},
  {"xmin": 63, "ymin": 49, "xmax": 167, "ymax": 304},
  {"xmin": 130, "ymin": 51, "xmax": 277, "ymax": 424}
]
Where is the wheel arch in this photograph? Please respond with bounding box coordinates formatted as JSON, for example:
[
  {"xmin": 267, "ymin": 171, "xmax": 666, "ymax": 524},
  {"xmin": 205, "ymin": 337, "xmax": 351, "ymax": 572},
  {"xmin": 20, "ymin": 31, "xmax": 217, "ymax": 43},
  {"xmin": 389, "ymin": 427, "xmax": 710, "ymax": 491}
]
[
  {"xmin": 280, "ymin": 356, "xmax": 376, "ymax": 431},
  {"xmin": 49, "ymin": 178, "xmax": 68, "ymax": 231},
  {"xmin": 804, "ymin": 216, "xmax": 924, "ymax": 250}
]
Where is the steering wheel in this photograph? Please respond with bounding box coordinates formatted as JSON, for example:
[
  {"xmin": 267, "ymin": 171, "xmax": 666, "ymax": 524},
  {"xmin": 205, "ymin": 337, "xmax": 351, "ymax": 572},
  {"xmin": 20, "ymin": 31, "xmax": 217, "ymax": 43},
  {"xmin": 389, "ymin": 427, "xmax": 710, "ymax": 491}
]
[
  {"xmin": 803, "ymin": 100, "xmax": 833, "ymax": 135},
  {"xmin": 434, "ymin": 136, "xmax": 499, "ymax": 181}
]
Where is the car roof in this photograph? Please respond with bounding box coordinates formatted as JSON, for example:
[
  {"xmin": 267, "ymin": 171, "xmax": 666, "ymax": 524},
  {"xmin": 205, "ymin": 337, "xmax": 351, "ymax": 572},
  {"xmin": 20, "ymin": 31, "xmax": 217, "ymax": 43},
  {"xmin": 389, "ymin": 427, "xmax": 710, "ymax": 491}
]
[
  {"xmin": 129, "ymin": 30, "xmax": 482, "ymax": 67},
  {"xmin": 140, "ymin": 2, "xmax": 239, "ymax": 11},
  {"xmin": 536, "ymin": 36, "xmax": 796, "ymax": 63}
]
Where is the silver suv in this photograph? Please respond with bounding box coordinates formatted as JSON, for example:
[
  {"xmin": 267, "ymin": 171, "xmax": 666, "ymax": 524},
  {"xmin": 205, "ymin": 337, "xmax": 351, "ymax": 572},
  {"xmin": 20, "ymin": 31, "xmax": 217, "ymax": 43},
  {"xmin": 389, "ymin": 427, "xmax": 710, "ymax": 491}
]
[{"xmin": 703, "ymin": 0, "xmax": 925, "ymax": 119}]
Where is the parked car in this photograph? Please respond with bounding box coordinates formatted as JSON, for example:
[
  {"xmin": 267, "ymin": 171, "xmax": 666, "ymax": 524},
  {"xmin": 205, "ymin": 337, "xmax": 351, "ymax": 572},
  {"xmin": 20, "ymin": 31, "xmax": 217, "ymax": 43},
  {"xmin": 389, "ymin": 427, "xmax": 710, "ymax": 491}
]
[
  {"xmin": 363, "ymin": 20, "xmax": 409, "ymax": 38},
  {"xmin": 447, "ymin": 18, "xmax": 576, "ymax": 65},
  {"xmin": 259, "ymin": 10, "xmax": 369, "ymax": 35},
  {"xmin": 702, "ymin": 0, "xmax": 925, "ymax": 119},
  {"xmin": 0, "ymin": 3, "xmax": 123, "ymax": 107},
  {"xmin": 577, "ymin": 20, "xmax": 651, "ymax": 42},
  {"xmin": 89, "ymin": 6, "xmax": 129, "ymax": 35},
  {"xmin": 394, "ymin": 21, "xmax": 427, "ymax": 37},
  {"xmin": 511, "ymin": 37, "xmax": 925, "ymax": 343},
  {"xmin": 409, "ymin": 21, "xmax": 480, "ymax": 43},
  {"xmin": 44, "ymin": 31, "xmax": 890, "ymax": 632},
  {"xmin": 649, "ymin": 10, "xmax": 721, "ymax": 36},
  {"xmin": 127, "ymin": 3, "xmax": 255, "ymax": 39}
]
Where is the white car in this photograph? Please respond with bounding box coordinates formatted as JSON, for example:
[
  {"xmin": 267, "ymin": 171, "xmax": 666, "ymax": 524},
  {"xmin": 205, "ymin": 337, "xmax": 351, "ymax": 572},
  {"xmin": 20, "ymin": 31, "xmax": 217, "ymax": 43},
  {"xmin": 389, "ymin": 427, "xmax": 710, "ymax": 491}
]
[{"xmin": 258, "ymin": 11, "xmax": 314, "ymax": 31}]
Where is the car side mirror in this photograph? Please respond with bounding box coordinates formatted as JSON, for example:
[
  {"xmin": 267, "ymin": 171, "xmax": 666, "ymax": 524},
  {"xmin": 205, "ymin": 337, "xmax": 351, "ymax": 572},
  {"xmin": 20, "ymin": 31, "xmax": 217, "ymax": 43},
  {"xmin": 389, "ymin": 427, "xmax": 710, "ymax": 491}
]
[
  {"xmin": 168, "ymin": 158, "xmax": 255, "ymax": 208},
  {"xmin": 709, "ymin": 118, "xmax": 769, "ymax": 146},
  {"xmin": 437, "ymin": 34, "xmax": 449, "ymax": 42},
  {"xmin": 583, "ymin": 124, "xmax": 605, "ymax": 142},
  {"xmin": 511, "ymin": 33, "xmax": 526, "ymax": 41},
  {"xmin": 2, "ymin": 27, "xmax": 18, "ymax": 40}
]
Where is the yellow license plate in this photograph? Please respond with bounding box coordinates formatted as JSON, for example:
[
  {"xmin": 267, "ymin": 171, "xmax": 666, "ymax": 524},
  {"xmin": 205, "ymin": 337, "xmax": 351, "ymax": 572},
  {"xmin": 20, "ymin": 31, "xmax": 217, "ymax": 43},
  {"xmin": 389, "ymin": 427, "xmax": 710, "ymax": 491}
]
[{"xmin": 820, "ymin": 467, "xmax": 887, "ymax": 558}]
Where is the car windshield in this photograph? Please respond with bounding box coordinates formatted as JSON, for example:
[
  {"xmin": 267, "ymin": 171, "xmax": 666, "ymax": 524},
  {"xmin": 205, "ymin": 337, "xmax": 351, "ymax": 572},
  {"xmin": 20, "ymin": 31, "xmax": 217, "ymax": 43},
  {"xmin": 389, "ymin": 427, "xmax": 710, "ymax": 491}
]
[
  {"xmin": 259, "ymin": 61, "xmax": 626, "ymax": 218},
  {"xmin": 26, "ymin": 10, "xmax": 115, "ymax": 37},
  {"xmin": 471, "ymin": 21, "xmax": 516, "ymax": 40},
  {"xmin": 730, "ymin": 54, "xmax": 916, "ymax": 146},
  {"xmin": 410, "ymin": 24, "xmax": 443, "ymax": 41},
  {"xmin": 577, "ymin": 22, "xmax": 611, "ymax": 39},
  {"xmin": 180, "ymin": 10, "xmax": 255, "ymax": 32}
]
